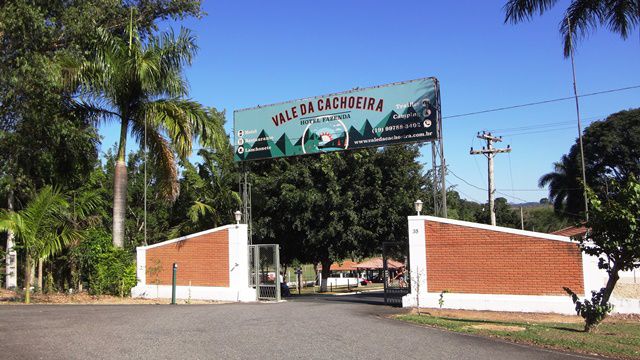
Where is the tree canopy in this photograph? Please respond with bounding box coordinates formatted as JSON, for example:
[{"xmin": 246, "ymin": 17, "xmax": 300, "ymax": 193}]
[{"xmin": 539, "ymin": 108, "xmax": 640, "ymax": 218}]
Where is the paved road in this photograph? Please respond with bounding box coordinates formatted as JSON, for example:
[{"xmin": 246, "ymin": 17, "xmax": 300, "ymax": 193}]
[{"xmin": 0, "ymin": 292, "xmax": 602, "ymax": 360}]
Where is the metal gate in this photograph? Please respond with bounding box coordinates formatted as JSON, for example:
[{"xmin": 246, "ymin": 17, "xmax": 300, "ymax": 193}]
[
  {"xmin": 249, "ymin": 244, "xmax": 281, "ymax": 301},
  {"xmin": 383, "ymin": 241, "xmax": 410, "ymax": 306}
]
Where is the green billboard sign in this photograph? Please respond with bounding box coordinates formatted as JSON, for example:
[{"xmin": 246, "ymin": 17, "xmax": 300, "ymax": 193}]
[{"xmin": 233, "ymin": 77, "xmax": 440, "ymax": 161}]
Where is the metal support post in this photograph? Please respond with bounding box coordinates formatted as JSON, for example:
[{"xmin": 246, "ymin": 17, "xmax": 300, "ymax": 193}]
[
  {"xmin": 431, "ymin": 142, "xmax": 439, "ymax": 216},
  {"xmin": 171, "ymin": 263, "xmax": 177, "ymax": 305},
  {"xmin": 275, "ymin": 245, "xmax": 281, "ymax": 301}
]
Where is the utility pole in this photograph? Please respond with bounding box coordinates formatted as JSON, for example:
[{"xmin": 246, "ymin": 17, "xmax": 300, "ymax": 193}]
[
  {"xmin": 520, "ymin": 207, "xmax": 524, "ymax": 230},
  {"xmin": 470, "ymin": 132, "xmax": 511, "ymax": 226}
]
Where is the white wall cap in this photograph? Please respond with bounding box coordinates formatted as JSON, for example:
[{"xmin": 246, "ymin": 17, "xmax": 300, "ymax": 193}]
[
  {"xmin": 408, "ymin": 215, "xmax": 574, "ymax": 243},
  {"xmin": 136, "ymin": 224, "xmax": 248, "ymax": 251}
]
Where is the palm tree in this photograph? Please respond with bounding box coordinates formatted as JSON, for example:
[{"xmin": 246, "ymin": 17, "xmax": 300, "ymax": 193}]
[
  {"xmin": 68, "ymin": 20, "xmax": 217, "ymax": 247},
  {"xmin": 504, "ymin": 0, "xmax": 639, "ymax": 56},
  {"xmin": 0, "ymin": 186, "xmax": 79, "ymax": 303},
  {"xmin": 538, "ymin": 148, "xmax": 585, "ymax": 218}
]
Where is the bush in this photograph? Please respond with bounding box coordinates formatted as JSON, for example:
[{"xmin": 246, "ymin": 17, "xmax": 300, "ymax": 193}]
[
  {"xmin": 75, "ymin": 228, "xmax": 137, "ymax": 296},
  {"xmin": 89, "ymin": 247, "xmax": 137, "ymax": 296},
  {"xmin": 564, "ymin": 287, "xmax": 614, "ymax": 332}
]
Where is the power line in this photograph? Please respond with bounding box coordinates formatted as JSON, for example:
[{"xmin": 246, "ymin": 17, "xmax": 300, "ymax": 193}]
[
  {"xmin": 501, "ymin": 125, "xmax": 576, "ymax": 137},
  {"xmin": 449, "ymin": 167, "xmax": 529, "ymax": 203},
  {"xmin": 491, "ymin": 121, "xmax": 575, "ymax": 133},
  {"xmin": 442, "ymin": 85, "xmax": 640, "ymax": 120}
]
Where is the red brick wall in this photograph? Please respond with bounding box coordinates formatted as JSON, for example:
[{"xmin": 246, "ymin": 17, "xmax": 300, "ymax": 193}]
[
  {"xmin": 145, "ymin": 229, "xmax": 229, "ymax": 287},
  {"xmin": 425, "ymin": 221, "xmax": 584, "ymax": 296}
]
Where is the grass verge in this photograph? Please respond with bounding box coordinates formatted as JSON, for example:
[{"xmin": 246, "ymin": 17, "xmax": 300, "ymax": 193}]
[{"xmin": 395, "ymin": 312, "xmax": 640, "ymax": 359}]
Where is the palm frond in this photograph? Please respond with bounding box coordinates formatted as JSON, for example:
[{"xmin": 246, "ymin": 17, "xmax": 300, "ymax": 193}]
[
  {"xmin": 140, "ymin": 98, "xmax": 207, "ymax": 160},
  {"xmin": 603, "ymin": 0, "xmax": 638, "ymax": 38},
  {"xmin": 188, "ymin": 201, "xmax": 214, "ymax": 223},
  {"xmin": 504, "ymin": 0, "xmax": 560, "ymax": 23},
  {"xmin": 136, "ymin": 123, "xmax": 179, "ymax": 201},
  {"xmin": 560, "ymin": 0, "xmax": 604, "ymax": 56}
]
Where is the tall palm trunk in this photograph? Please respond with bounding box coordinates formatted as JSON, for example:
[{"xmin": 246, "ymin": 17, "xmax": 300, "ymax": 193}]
[
  {"xmin": 37, "ymin": 259, "xmax": 43, "ymax": 292},
  {"xmin": 112, "ymin": 118, "xmax": 129, "ymax": 248},
  {"xmin": 24, "ymin": 254, "xmax": 31, "ymax": 304}
]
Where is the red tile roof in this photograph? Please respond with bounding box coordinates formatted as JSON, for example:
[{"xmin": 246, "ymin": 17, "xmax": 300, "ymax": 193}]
[
  {"xmin": 551, "ymin": 225, "xmax": 588, "ymax": 238},
  {"xmin": 318, "ymin": 260, "xmax": 359, "ymax": 271},
  {"xmin": 356, "ymin": 257, "xmax": 404, "ymax": 270},
  {"xmin": 318, "ymin": 257, "xmax": 406, "ymax": 271}
]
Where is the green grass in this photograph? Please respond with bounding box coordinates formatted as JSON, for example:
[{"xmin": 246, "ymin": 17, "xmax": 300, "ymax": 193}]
[{"xmin": 395, "ymin": 314, "xmax": 640, "ymax": 359}]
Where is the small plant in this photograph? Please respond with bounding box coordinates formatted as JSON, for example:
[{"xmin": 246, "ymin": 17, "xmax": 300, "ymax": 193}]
[
  {"xmin": 439, "ymin": 290, "xmax": 449, "ymax": 309},
  {"xmin": 147, "ymin": 259, "xmax": 163, "ymax": 298},
  {"xmin": 564, "ymin": 287, "xmax": 614, "ymax": 332},
  {"xmin": 44, "ymin": 272, "xmax": 56, "ymax": 294}
]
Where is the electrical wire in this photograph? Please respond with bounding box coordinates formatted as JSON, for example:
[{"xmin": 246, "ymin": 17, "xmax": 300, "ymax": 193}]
[{"xmin": 442, "ymin": 85, "xmax": 640, "ymax": 120}]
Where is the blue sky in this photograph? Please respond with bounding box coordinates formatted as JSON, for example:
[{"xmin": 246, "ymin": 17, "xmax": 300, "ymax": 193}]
[{"xmin": 100, "ymin": 0, "xmax": 639, "ymax": 203}]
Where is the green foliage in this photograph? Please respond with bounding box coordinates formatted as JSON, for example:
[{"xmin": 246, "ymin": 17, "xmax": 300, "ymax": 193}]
[
  {"xmin": 540, "ymin": 108, "xmax": 640, "ymax": 218},
  {"xmin": 438, "ymin": 290, "xmax": 449, "ymax": 309},
  {"xmin": 169, "ymin": 109, "xmax": 241, "ymax": 238},
  {"xmin": 564, "ymin": 287, "xmax": 614, "ymax": 332},
  {"xmin": 73, "ymin": 228, "xmax": 113, "ymax": 281},
  {"xmin": 44, "ymin": 272, "xmax": 56, "ymax": 294},
  {"xmin": 251, "ymin": 145, "xmax": 430, "ymax": 269},
  {"xmin": 565, "ymin": 176, "xmax": 640, "ymax": 331},
  {"xmin": 70, "ymin": 227, "xmax": 136, "ymax": 296},
  {"xmin": 397, "ymin": 314, "xmax": 640, "ymax": 358},
  {"xmin": 582, "ymin": 176, "xmax": 640, "ymax": 274},
  {"xmin": 0, "ymin": 0, "xmax": 202, "ymax": 202},
  {"xmin": 89, "ymin": 247, "xmax": 137, "ymax": 297},
  {"xmin": 77, "ymin": 228, "xmax": 136, "ymax": 296},
  {"xmin": 0, "ymin": 186, "xmax": 78, "ymax": 261},
  {"xmin": 69, "ymin": 21, "xmax": 212, "ymax": 198},
  {"xmin": 521, "ymin": 205, "xmax": 570, "ymax": 233}
]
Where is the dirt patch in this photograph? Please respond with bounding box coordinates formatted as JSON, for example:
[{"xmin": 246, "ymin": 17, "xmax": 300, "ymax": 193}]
[
  {"xmin": 0, "ymin": 289, "xmax": 224, "ymax": 305},
  {"xmin": 468, "ymin": 324, "xmax": 526, "ymax": 332},
  {"xmin": 410, "ymin": 307, "xmax": 639, "ymax": 323}
]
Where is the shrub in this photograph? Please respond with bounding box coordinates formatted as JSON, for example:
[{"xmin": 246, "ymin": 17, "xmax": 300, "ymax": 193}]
[
  {"xmin": 89, "ymin": 247, "xmax": 136, "ymax": 296},
  {"xmin": 564, "ymin": 287, "xmax": 614, "ymax": 332},
  {"xmin": 75, "ymin": 228, "xmax": 137, "ymax": 296}
]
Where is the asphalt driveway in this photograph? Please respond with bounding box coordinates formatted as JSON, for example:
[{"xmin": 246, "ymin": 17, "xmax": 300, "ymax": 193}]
[{"xmin": 0, "ymin": 292, "xmax": 603, "ymax": 360}]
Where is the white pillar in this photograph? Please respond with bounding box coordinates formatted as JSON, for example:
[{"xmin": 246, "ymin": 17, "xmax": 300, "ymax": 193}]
[
  {"xmin": 5, "ymin": 190, "xmax": 17, "ymax": 289},
  {"xmin": 403, "ymin": 216, "xmax": 428, "ymax": 307}
]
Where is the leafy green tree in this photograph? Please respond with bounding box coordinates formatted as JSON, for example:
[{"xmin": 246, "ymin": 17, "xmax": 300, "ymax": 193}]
[
  {"xmin": 69, "ymin": 21, "xmax": 218, "ymax": 248},
  {"xmin": 251, "ymin": 145, "xmax": 429, "ymax": 290},
  {"xmin": 169, "ymin": 109, "xmax": 241, "ymax": 237},
  {"xmin": 475, "ymin": 197, "xmax": 520, "ymax": 227},
  {"xmin": 521, "ymin": 205, "xmax": 570, "ymax": 233},
  {"xmin": 540, "ymin": 109, "xmax": 640, "ymax": 218},
  {"xmin": 446, "ymin": 190, "xmax": 483, "ymax": 222},
  {"xmin": 565, "ymin": 176, "xmax": 640, "ymax": 332},
  {"xmin": 0, "ymin": 1, "xmax": 204, "ymax": 288},
  {"xmin": 504, "ymin": 0, "xmax": 639, "ymax": 56},
  {"xmin": 0, "ymin": 0, "xmax": 203, "ymax": 198},
  {"xmin": 538, "ymin": 151, "xmax": 584, "ymax": 218},
  {"xmin": 0, "ymin": 186, "xmax": 79, "ymax": 303}
]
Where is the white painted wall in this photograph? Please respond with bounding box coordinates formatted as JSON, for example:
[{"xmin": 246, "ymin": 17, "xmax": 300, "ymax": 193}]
[
  {"xmin": 402, "ymin": 216, "xmax": 640, "ymax": 314},
  {"xmin": 324, "ymin": 277, "xmax": 359, "ymax": 287},
  {"xmin": 131, "ymin": 224, "xmax": 256, "ymax": 302}
]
